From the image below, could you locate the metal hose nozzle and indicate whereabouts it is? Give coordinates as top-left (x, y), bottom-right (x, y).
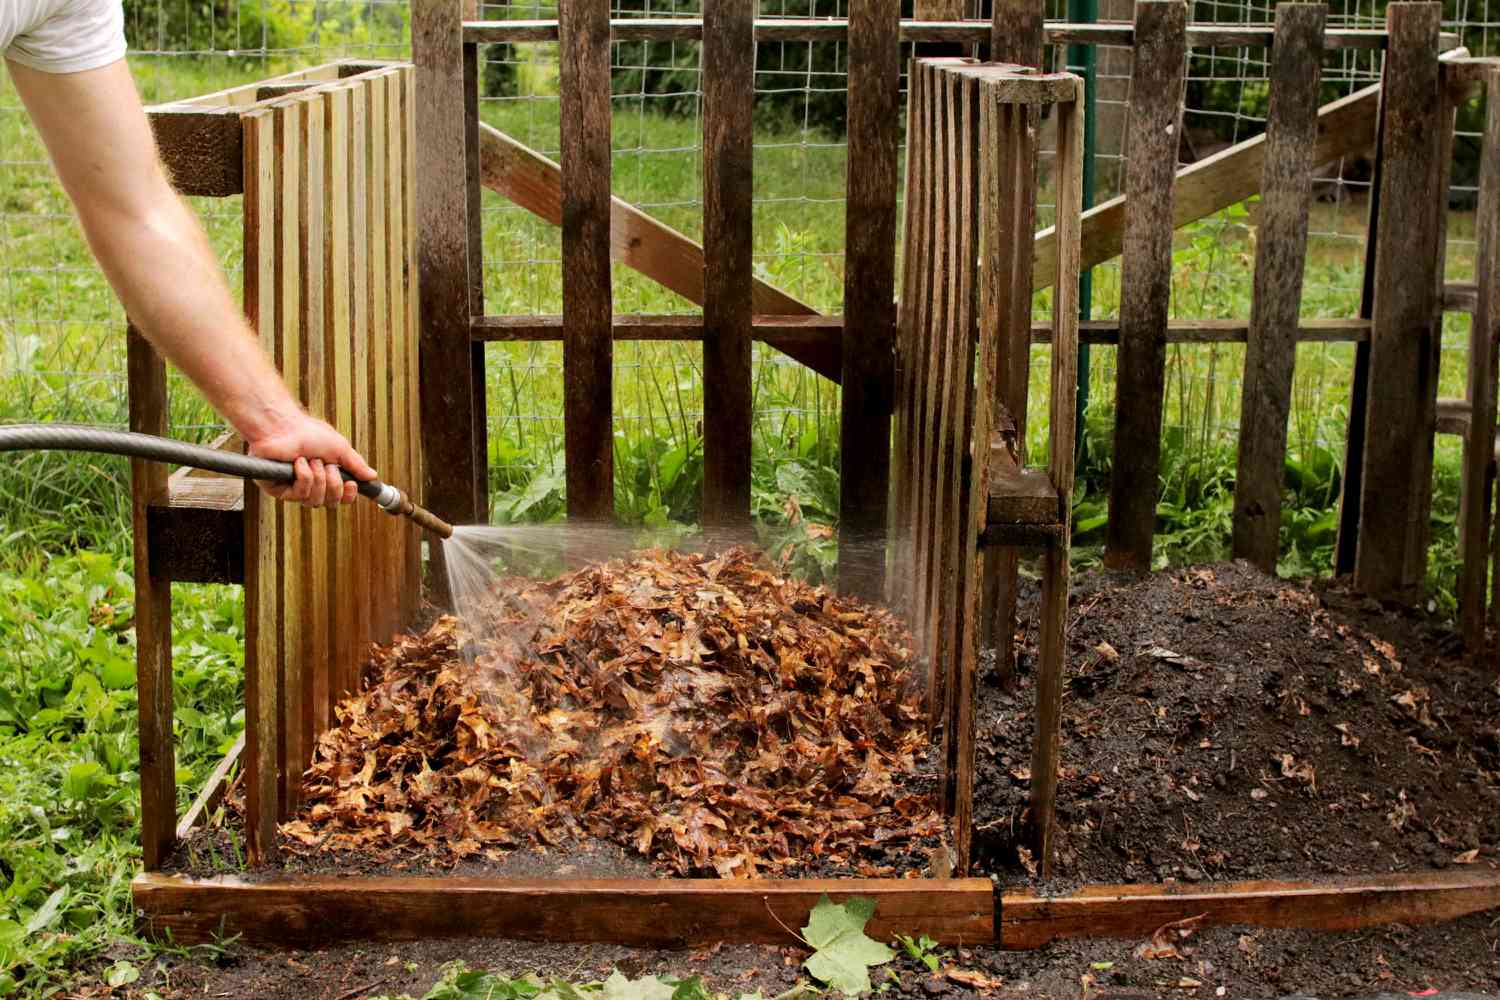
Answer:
top-left (0, 424), bottom-right (454, 539)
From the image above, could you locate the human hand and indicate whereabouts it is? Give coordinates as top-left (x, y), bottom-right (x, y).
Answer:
top-left (245, 411), bottom-right (377, 508)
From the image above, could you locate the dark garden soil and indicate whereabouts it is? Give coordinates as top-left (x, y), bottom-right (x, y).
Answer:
top-left (975, 562), bottom-right (1500, 889)
top-left (80, 912), bottom-right (1500, 999)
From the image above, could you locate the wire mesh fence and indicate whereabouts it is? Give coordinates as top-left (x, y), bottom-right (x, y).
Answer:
top-left (0, 0), bottom-right (1492, 577)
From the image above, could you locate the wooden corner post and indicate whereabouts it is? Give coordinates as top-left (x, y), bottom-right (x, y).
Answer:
top-left (128, 325), bottom-right (175, 871)
top-left (1231, 3), bottom-right (1326, 572)
top-left (1353, 2), bottom-right (1444, 600)
top-left (1103, 0), bottom-right (1187, 571)
top-left (701, 0), bottom-right (755, 528)
top-left (413, 0), bottom-right (482, 543)
top-left (838, 0), bottom-right (901, 600)
top-left (980, 0), bottom-right (1042, 682)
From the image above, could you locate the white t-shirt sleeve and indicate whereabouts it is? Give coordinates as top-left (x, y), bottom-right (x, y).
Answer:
top-left (5, 0), bottom-right (127, 74)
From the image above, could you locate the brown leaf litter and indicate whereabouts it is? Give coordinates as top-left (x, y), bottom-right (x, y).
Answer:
top-left (281, 546), bottom-right (943, 876)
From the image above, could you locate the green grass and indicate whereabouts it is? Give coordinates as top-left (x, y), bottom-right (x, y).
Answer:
top-left (0, 50), bottom-right (1488, 996)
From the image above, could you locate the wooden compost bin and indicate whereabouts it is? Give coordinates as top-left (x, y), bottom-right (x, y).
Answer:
top-left (129, 0), bottom-right (1500, 952)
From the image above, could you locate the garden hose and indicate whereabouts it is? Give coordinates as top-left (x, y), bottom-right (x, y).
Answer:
top-left (0, 424), bottom-right (453, 539)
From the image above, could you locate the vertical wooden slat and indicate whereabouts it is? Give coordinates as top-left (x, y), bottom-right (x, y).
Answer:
top-left (413, 0), bottom-right (481, 537)
top-left (300, 93), bottom-right (332, 749)
top-left (386, 71), bottom-right (413, 628)
top-left (1460, 68), bottom-right (1500, 646)
top-left (981, 1), bottom-right (1043, 675)
top-left (128, 324), bottom-right (174, 870)
top-left (1104, 0), bottom-right (1187, 571)
top-left (1231, 3), bottom-right (1326, 573)
top-left (907, 60), bottom-right (936, 632)
top-left (701, 0), bottom-right (755, 528)
top-left (1354, 2), bottom-right (1444, 599)
top-left (349, 80), bottom-right (374, 696)
top-left (891, 57), bottom-right (925, 610)
top-left (918, 61), bottom-right (954, 726)
top-left (242, 108), bottom-right (281, 862)
top-left (952, 82), bottom-right (1002, 878)
top-left (323, 84), bottom-right (356, 711)
top-left (464, 43), bottom-right (489, 524)
top-left (273, 99), bottom-right (305, 816)
top-left (939, 69), bottom-right (980, 824)
top-left (838, 0), bottom-right (901, 598)
top-left (367, 75), bottom-right (395, 640)
top-left (560, 0), bottom-right (614, 522)
top-left (403, 67), bottom-right (424, 612)
top-left (1027, 82), bottom-right (1086, 879)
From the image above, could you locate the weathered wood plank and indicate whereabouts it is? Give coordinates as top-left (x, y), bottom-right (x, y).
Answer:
top-left (701, 0), bottom-right (755, 528)
top-left (133, 875), bottom-right (995, 948)
top-left (348, 82), bottom-right (375, 695)
top-left (1001, 869), bottom-right (1500, 950)
top-left (463, 47), bottom-right (489, 526)
top-left (1231, 4), bottom-right (1326, 573)
top-left (241, 108), bottom-right (280, 862)
top-left (1459, 66), bottom-right (1500, 647)
top-left (891, 57), bottom-right (924, 611)
top-left (298, 93), bottom-right (333, 747)
top-left (1354, 2), bottom-right (1444, 599)
top-left (402, 66), bottom-right (424, 616)
top-left (127, 324), bottom-right (175, 871)
top-left (938, 70), bottom-right (979, 832)
top-left (476, 125), bottom-right (839, 381)
top-left (413, 0), bottom-right (481, 533)
top-left (367, 73), bottom-right (395, 640)
top-left (559, 0), bottom-right (614, 522)
top-left (989, 0), bottom-right (1042, 64)
top-left (838, 0), bottom-right (901, 598)
top-left (324, 84), bottom-right (356, 709)
top-left (472, 314), bottom-right (842, 343)
top-left (273, 99), bottom-right (306, 816)
top-left (1026, 81), bottom-right (1085, 880)
top-left (1104, 0), bottom-right (1187, 570)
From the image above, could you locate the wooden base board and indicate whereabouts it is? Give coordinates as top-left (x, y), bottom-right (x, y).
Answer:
top-left (1000, 868), bottom-right (1500, 950)
top-left (132, 874), bottom-right (994, 949)
top-left (133, 868), bottom-right (1500, 952)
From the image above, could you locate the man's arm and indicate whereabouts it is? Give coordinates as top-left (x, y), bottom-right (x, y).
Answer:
top-left (6, 57), bottom-right (375, 507)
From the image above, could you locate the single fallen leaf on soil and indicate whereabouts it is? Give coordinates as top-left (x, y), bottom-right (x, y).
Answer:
top-left (1177, 977), bottom-right (1203, 989)
top-left (1454, 848), bottom-right (1480, 864)
top-left (1334, 722), bottom-right (1360, 748)
top-left (1016, 845), bottom-right (1038, 878)
top-left (1249, 788), bottom-right (1269, 801)
top-left (1135, 913), bottom-right (1206, 960)
top-left (944, 967), bottom-right (1002, 991)
top-left (1095, 641), bottom-right (1120, 662)
top-left (801, 895), bottom-right (895, 997)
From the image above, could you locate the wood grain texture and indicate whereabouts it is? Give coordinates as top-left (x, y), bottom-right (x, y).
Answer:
top-left (1458, 66), bottom-right (1500, 647)
top-left (241, 108), bottom-right (280, 863)
top-left (148, 109), bottom-right (244, 196)
top-left (560, 0), bottom-right (615, 522)
top-left (989, 0), bottom-right (1042, 64)
top-left (413, 0), bottom-right (481, 531)
top-left (272, 100), bottom-right (305, 816)
top-left (839, 0), bottom-right (901, 598)
top-left (701, 0), bottom-right (755, 528)
top-left (891, 56), bottom-right (924, 610)
top-left (1231, 4), bottom-right (1326, 572)
top-left (471, 314), bottom-right (843, 343)
top-left (133, 875), bottom-right (994, 948)
top-left (127, 325), bottom-right (175, 870)
top-left (402, 67), bottom-right (425, 618)
top-left (324, 84), bottom-right (356, 711)
top-left (937, 70), bottom-right (979, 830)
top-left (1001, 869), bottom-right (1500, 950)
top-left (477, 125), bottom-right (839, 381)
top-left (1025, 83), bottom-right (1084, 880)
top-left (366, 74), bottom-right (395, 640)
top-left (463, 47), bottom-right (489, 523)
top-left (1354, 2), bottom-right (1444, 599)
top-left (1104, 0), bottom-right (1187, 570)
top-left (348, 81), bottom-right (375, 697)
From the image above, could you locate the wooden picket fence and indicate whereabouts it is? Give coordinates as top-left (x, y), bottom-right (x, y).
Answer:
top-left (132, 61), bottom-right (422, 867)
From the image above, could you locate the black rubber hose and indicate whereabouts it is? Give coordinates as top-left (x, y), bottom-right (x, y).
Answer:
top-left (0, 423), bottom-right (454, 538)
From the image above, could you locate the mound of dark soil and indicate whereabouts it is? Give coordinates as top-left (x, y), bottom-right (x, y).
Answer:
top-left (976, 561), bottom-right (1500, 888)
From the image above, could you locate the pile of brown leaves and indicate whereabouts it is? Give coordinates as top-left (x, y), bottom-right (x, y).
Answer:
top-left (282, 546), bottom-right (942, 876)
